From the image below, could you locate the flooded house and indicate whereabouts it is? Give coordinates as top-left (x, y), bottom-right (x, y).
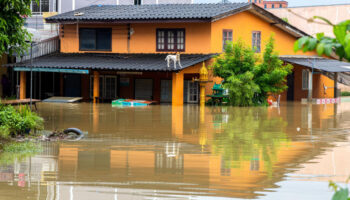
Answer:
top-left (5, 3), bottom-right (350, 104)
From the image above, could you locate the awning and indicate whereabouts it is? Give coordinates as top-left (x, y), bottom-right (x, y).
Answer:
top-left (279, 56), bottom-right (350, 73)
top-left (5, 53), bottom-right (214, 72)
top-left (13, 67), bottom-right (89, 74)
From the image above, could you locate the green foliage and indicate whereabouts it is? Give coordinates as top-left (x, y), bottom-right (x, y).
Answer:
top-left (329, 178), bottom-right (350, 200)
top-left (0, 105), bottom-right (43, 138)
top-left (211, 36), bottom-right (292, 106)
top-left (294, 17), bottom-right (350, 61)
top-left (0, 0), bottom-right (34, 57)
top-left (282, 17), bottom-right (289, 23)
top-left (341, 91), bottom-right (350, 96)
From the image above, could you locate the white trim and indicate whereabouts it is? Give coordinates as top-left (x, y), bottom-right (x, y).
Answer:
top-left (72, 0), bottom-right (75, 10)
top-left (58, 0), bottom-right (61, 13)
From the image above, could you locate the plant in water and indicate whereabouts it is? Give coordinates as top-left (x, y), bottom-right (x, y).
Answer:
top-left (0, 142), bottom-right (41, 165)
top-left (0, 105), bottom-right (43, 138)
top-left (329, 178), bottom-right (350, 200)
top-left (211, 36), bottom-right (292, 106)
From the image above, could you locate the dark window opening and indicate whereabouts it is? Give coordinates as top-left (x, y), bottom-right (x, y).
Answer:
top-left (134, 0), bottom-right (141, 5)
top-left (156, 29), bottom-right (185, 52)
top-left (272, 4), bottom-right (275, 8)
top-left (280, 4), bottom-right (282, 8)
top-left (252, 31), bottom-right (261, 53)
top-left (79, 28), bottom-right (112, 51)
top-left (222, 29), bottom-right (233, 51)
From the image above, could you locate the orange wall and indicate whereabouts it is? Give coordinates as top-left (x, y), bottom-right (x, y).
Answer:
top-left (61, 23), bottom-right (211, 54)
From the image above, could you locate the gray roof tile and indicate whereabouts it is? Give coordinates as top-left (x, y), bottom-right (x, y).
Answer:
top-left (46, 3), bottom-right (250, 22)
top-left (7, 53), bottom-right (214, 71)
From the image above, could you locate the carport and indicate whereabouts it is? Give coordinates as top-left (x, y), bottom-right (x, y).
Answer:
top-left (280, 56), bottom-right (350, 101)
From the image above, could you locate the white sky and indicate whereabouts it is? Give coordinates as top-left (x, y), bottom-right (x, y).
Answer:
top-left (194, 0), bottom-right (350, 7)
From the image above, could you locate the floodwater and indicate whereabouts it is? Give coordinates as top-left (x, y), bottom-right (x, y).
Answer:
top-left (1, 102), bottom-right (350, 200)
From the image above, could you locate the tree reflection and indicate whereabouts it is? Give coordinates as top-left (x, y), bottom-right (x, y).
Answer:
top-left (212, 107), bottom-right (289, 176)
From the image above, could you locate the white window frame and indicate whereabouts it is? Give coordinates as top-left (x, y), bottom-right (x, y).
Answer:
top-left (302, 69), bottom-right (309, 90)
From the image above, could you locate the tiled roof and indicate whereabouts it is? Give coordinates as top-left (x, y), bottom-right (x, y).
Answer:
top-left (6, 53), bottom-right (214, 71)
top-left (45, 3), bottom-right (250, 22)
top-left (280, 56), bottom-right (350, 72)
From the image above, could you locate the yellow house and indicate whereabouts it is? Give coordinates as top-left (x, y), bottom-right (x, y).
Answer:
top-left (6, 3), bottom-right (348, 104)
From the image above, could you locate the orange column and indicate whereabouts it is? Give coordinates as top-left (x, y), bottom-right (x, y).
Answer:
top-left (93, 71), bottom-right (99, 103)
top-left (172, 105), bottom-right (183, 138)
top-left (19, 71), bottom-right (26, 99)
top-left (172, 72), bottom-right (184, 106)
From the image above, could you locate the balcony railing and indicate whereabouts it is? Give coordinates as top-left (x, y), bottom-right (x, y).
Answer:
top-left (17, 36), bottom-right (59, 63)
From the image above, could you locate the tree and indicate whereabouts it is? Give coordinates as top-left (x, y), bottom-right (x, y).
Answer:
top-left (0, 0), bottom-right (33, 58)
top-left (254, 37), bottom-right (293, 104)
top-left (294, 17), bottom-right (350, 62)
top-left (211, 36), bottom-right (292, 106)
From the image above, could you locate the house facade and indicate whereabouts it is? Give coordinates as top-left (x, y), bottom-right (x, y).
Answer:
top-left (8, 3), bottom-right (345, 105)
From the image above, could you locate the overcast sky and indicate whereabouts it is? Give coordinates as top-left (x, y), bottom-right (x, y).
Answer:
top-left (194, 0), bottom-right (350, 7)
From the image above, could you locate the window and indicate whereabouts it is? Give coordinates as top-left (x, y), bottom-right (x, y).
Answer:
top-left (252, 31), bottom-right (261, 53)
top-left (156, 29), bottom-right (185, 52)
top-left (222, 29), bottom-right (233, 50)
top-left (280, 4), bottom-right (282, 8)
top-left (31, 0), bottom-right (51, 15)
top-left (79, 28), bottom-right (112, 51)
top-left (134, 0), bottom-right (141, 5)
top-left (264, 4), bottom-right (267, 8)
top-left (302, 69), bottom-right (309, 90)
top-left (272, 4), bottom-right (275, 8)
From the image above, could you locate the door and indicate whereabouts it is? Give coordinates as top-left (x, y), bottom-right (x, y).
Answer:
top-left (135, 79), bottom-right (153, 100)
top-left (160, 80), bottom-right (172, 103)
top-left (287, 72), bottom-right (294, 101)
top-left (65, 74), bottom-right (81, 97)
top-left (104, 76), bottom-right (118, 100)
top-left (187, 81), bottom-right (199, 103)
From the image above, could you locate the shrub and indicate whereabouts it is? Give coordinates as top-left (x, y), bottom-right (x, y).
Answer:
top-left (341, 91), bottom-right (350, 96)
top-left (0, 105), bottom-right (43, 138)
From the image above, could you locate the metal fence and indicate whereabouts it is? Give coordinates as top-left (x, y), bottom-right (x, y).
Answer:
top-left (17, 36), bottom-right (59, 63)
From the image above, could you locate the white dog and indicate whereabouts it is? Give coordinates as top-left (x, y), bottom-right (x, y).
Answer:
top-left (165, 53), bottom-right (183, 69)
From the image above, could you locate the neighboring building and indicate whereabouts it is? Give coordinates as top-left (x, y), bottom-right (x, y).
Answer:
top-left (268, 4), bottom-right (350, 37)
top-left (25, 0), bottom-right (192, 30)
top-left (6, 3), bottom-right (350, 105)
top-left (248, 0), bottom-right (288, 9)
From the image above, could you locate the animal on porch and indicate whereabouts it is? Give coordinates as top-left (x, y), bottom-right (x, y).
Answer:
top-left (165, 52), bottom-right (183, 69)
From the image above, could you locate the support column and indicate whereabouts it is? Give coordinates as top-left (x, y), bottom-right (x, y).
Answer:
top-left (93, 71), bottom-right (100, 103)
top-left (334, 72), bottom-right (338, 98)
top-left (19, 71), bottom-right (26, 99)
top-left (172, 72), bottom-right (184, 106)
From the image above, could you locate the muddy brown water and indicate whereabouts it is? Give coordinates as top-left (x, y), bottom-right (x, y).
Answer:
top-left (1, 102), bottom-right (350, 200)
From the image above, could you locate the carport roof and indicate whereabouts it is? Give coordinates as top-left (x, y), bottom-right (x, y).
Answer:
top-left (280, 56), bottom-right (350, 73)
top-left (5, 53), bottom-right (214, 72)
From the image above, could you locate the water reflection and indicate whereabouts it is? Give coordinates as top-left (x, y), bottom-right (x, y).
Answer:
top-left (0, 102), bottom-right (350, 199)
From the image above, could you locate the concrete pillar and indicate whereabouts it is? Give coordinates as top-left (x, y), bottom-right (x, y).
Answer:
top-left (172, 72), bottom-right (184, 106)
top-left (171, 106), bottom-right (183, 138)
top-left (93, 71), bottom-right (99, 103)
top-left (19, 71), bottom-right (26, 99)
top-left (334, 72), bottom-right (338, 98)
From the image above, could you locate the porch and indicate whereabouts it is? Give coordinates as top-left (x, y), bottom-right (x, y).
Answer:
top-left (6, 53), bottom-right (213, 105)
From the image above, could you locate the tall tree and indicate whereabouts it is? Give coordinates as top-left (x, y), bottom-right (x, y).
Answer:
top-left (0, 0), bottom-right (33, 58)
top-left (294, 17), bottom-right (350, 62)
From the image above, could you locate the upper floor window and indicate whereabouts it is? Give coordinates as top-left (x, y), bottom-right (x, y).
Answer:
top-left (31, 0), bottom-right (50, 15)
top-left (252, 31), bottom-right (261, 53)
top-left (134, 0), bottom-right (141, 5)
top-left (79, 28), bottom-right (112, 51)
top-left (156, 29), bottom-right (185, 52)
top-left (280, 4), bottom-right (282, 8)
top-left (264, 4), bottom-right (267, 8)
top-left (272, 4), bottom-right (275, 8)
top-left (222, 29), bottom-right (233, 50)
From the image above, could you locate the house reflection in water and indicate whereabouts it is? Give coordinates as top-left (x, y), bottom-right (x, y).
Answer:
top-left (0, 102), bottom-right (348, 199)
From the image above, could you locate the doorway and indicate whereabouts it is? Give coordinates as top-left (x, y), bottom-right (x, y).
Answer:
top-left (287, 72), bottom-right (294, 101)
top-left (135, 79), bottom-right (153, 100)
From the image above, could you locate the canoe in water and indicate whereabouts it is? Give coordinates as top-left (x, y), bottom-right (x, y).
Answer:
top-left (112, 99), bottom-right (153, 107)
